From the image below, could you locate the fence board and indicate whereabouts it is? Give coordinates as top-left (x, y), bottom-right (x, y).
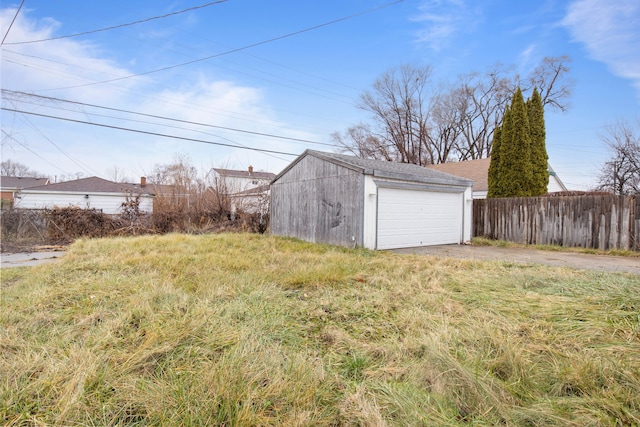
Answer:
top-left (473, 194), bottom-right (638, 251)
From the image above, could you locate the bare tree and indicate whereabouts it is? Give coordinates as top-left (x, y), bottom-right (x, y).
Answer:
top-left (357, 64), bottom-right (438, 166)
top-left (597, 119), bottom-right (640, 195)
top-left (108, 166), bottom-right (131, 183)
top-left (333, 56), bottom-right (573, 166)
top-left (1, 159), bottom-right (45, 177)
top-left (451, 65), bottom-right (517, 160)
top-left (428, 88), bottom-right (466, 163)
top-left (331, 123), bottom-right (393, 161)
top-left (151, 154), bottom-right (199, 212)
top-left (525, 55), bottom-right (573, 113)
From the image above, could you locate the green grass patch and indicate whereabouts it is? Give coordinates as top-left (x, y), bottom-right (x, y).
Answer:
top-left (2, 233), bottom-right (639, 426)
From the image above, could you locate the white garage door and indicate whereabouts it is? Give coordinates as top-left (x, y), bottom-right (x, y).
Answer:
top-left (377, 187), bottom-right (463, 249)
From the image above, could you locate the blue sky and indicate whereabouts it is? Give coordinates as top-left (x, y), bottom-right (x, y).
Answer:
top-left (1, 0), bottom-right (639, 190)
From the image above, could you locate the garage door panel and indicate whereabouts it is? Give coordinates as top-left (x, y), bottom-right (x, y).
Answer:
top-left (377, 187), bottom-right (462, 249)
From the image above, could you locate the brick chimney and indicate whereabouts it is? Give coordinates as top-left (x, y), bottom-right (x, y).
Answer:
top-left (140, 176), bottom-right (147, 187)
top-left (248, 165), bottom-right (254, 174)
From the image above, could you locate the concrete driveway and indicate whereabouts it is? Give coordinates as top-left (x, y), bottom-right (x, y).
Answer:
top-left (392, 245), bottom-right (640, 275)
top-left (1, 251), bottom-right (65, 269)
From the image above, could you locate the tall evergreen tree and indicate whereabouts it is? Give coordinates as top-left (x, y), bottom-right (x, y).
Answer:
top-left (497, 104), bottom-right (514, 196)
top-left (527, 87), bottom-right (549, 196)
top-left (488, 87), bottom-right (550, 198)
top-left (487, 113), bottom-right (505, 197)
top-left (496, 87), bottom-right (532, 197)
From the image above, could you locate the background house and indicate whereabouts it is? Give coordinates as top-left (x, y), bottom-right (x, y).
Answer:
top-left (15, 176), bottom-right (155, 214)
top-left (427, 158), bottom-right (568, 199)
top-left (1, 176), bottom-right (50, 209)
top-left (211, 166), bottom-right (275, 213)
top-left (211, 166), bottom-right (275, 193)
top-left (270, 150), bottom-right (473, 250)
top-left (228, 185), bottom-right (270, 214)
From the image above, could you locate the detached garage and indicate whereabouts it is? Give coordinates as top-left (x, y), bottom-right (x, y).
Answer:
top-left (270, 150), bottom-right (473, 250)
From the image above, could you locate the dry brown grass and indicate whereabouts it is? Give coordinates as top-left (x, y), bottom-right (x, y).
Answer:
top-left (1, 233), bottom-right (639, 426)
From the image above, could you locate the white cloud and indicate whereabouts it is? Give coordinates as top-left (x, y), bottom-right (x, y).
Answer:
top-left (518, 44), bottom-right (536, 70)
top-left (411, 0), bottom-right (480, 52)
top-left (1, 7), bottom-right (303, 179)
top-left (1, 8), bottom-right (141, 103)
top-left (563, 0), bottom-right (640, 94)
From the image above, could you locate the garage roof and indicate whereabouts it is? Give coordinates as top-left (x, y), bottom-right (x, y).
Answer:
top-left (21, 176), bottom-right (157, 195)
top-left (273, 150), bottom-right (473, 187)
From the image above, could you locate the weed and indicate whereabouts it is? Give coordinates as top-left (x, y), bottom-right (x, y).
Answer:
top-left (1, 233), bottom-right (639, 426)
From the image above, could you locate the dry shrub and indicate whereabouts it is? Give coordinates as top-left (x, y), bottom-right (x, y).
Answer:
top-left (1, 205), bottom-right (268, 251)
top-left (0, 208), bottom-right (49, 250)
top-left (47, 207), bottom-right (107, 242)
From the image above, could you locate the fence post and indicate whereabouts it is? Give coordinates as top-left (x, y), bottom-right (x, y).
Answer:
top-left (473, 194), bottom-right (637, 251)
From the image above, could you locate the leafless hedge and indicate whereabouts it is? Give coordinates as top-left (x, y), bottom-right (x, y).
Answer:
top-left (1, 206), bottom-right (269, 252)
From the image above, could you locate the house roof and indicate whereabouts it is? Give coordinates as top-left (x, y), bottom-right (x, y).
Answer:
top-left (213, 168), bottom-right (276, 180)
top-left (547, 165), bottom-right (568, 192)
top-left (427, 158), bottom-right (569, 193)
top-left (273, 150), bottom-right (473, 187)
top-left (426, 158), bottom-right (491, 192)
top-left (231, 184), bottom-right (270, 197)
top-left (20, 176), bottom-right (156, 195)
top-left (1, 176), bottom-right (50, 190)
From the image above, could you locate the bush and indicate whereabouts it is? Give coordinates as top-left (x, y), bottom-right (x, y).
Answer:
top-left (1, 206), bottom-right (269, 251)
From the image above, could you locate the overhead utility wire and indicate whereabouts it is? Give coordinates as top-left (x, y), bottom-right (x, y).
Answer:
top-left (1, 0), bottom-right (25, 45)
top-left (7, 96), bottom-right (292, 162)
top-left (47, 0), bottom-right (405, 90)
top-left (1, 129), bottom-right (71, 175)
top-left (3, 90), bottom-right (340, 148)
top-left (18, 112), bottom-right (98, 176)
top-left (3, 0), bottom-right (229, 45)
top-left (3, 51), bottom-right (358, 128)
top-left (3, 51), bottom-right (357, 124)
top-left (2, 107), bottom-right (300, 157)
top-left (3, 96), bottom-right (97, 174)
top-left (167, 25), bottom-right (362, 93)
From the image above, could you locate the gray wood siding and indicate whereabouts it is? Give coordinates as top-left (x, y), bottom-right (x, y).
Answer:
top-left (271, 155), bottom-right (363, 247)
top-left (473, 194), bottom-right (639, 251)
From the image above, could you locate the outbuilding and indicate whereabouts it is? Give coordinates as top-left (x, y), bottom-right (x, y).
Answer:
top-left (270, 150), bottom-right (474, 250)
top-left (16, 176), bottom-right (155, 214)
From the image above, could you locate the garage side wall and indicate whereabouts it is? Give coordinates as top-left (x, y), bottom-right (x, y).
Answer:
top-left (270, 156), bottom-right (363, 247)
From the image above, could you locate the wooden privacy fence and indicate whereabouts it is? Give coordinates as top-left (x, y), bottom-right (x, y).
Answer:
top-left (473, 194), bottom-right (639, 251)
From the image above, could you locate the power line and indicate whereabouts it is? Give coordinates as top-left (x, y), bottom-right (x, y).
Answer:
top-left (1, 129), bottom-right (71, 175)
top-left (3, 90), bottom-right (341, 148)
top-left (4, 93), bottom-right (294, 163)
top-left (3, 0), bottom-right (229, 45)
top-left (1, 0), bottom-right (25, 45)
top-left (43, 0), bottom-right (405, 91)
top-left (2, 107), bottom-right (300, 157)
top-left (2, 50), bottom-right (357, 128)
top-left (3, 96), bottom-right (98, 175)
top-left (17, 113), bottom-right (98, 176)
top-left (169, 24), bottom-right (363, 93)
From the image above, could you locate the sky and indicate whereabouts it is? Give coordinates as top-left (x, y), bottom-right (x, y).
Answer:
top-left (1, 0), bottom-right (639, 190)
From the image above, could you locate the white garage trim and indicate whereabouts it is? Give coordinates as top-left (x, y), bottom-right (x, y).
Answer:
top-left (376, 184), bottom-right (465, 249)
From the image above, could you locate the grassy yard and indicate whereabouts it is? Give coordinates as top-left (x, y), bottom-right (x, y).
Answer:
top-left (1, 233), bottom-right (639, 426)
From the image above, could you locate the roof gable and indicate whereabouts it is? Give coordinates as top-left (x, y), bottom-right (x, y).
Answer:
top-left (273, 150), bottom-right (473, 187)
